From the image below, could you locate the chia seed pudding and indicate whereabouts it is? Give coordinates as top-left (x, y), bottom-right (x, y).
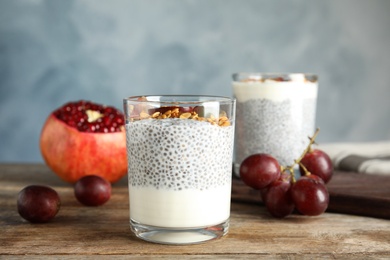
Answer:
top-left (126, 118), bottom-right (234, 228)
top-left (233, 73), bottom-right (318, 174)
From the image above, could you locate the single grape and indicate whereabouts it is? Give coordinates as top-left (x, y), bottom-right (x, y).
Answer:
top-left (74, 175), bottom-right (111, 206)
top-left (306, 173), bottom-right (325, 184)
top-left (17, 185), bottom-right (61, 223)
top-left (290, 176), bottom-right (329, 216)
top-left (239, 154), bottom-right (281, 190)
top-left (261, 172), bottom-right (291, 202)
top-left (299, 149), bottom-right (333, 183)
top-left (263, 177), bottom-right (294, 218)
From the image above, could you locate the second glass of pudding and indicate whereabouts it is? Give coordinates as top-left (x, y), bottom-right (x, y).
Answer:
top-left (232, 73), bottom-right (318, 176)
top-left (123, 95), bottom-right (236, 245)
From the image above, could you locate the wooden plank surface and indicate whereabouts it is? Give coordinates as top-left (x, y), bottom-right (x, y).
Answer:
top-left (1, 164), bottom-right (390, 259)
top-left (232, 170), bottom-right (390, 219)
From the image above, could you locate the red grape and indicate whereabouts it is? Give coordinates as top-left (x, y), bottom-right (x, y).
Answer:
top-left (261, 172), bottom-right (291, 202)
top-left (290, 176), bottom-right (329, 216)
top-left (74, 175), bottom-right (111, 206)
top-left (306, 173), bottom-right (325, 184)
top-left (240, 154), bottom-right (281, 190)
top-left (263, 177), bottom-right (294, 218)
top-left (17, 185), bottom-right (61, 223)
top-left (299, 149), bottom-right (333, 183)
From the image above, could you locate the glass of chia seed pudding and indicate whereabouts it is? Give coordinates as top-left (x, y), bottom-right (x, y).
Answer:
top-left (123, 95), bottom-right (235, 245)
top-left (232, 73), bottom-right (318, 176)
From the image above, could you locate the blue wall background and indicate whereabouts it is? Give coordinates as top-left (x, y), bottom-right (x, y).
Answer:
top-left (1, 0), bottom-right (389, 162)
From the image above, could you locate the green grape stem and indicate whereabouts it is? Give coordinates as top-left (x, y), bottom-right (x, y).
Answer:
top-left (286, 128), bottom-right (320, 183)
top-left (299, 162), bottom-right (311, 176)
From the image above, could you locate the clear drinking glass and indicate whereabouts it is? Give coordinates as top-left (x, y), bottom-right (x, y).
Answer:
top-left (123, 95), bottom-right (236, 245)
top-left (232, 73), bottom-right (318, 176)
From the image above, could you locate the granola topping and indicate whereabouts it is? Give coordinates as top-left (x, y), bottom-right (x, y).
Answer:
top-left (130, 106), bottom-right (231, 127)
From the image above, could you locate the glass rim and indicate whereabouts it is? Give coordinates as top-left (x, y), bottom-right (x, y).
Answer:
top-left (232, 72), bottom-right (318, 82)
top-left (123, 95), bottom-right (235, 105)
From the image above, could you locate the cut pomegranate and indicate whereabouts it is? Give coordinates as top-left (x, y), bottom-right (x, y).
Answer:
top-left (40, 100), bottom-right (127, 183)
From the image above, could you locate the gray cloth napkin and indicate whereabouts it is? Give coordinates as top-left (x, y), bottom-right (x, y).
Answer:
top-left (317, 142), bottom-right (390, 175)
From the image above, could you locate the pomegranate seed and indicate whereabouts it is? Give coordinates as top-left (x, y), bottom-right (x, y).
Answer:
top-left (53, 100), bottom-right (125, 133)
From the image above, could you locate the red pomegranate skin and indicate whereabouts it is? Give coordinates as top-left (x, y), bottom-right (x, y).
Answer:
top-left (40, 114), bottom-right (127, 184)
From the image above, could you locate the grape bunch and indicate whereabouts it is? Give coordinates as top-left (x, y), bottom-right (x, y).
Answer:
top-left (239, 129), bottom-right (333, 218)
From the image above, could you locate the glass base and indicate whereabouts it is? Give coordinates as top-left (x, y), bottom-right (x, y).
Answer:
top-left (130, 219), bottom-right (229, 245)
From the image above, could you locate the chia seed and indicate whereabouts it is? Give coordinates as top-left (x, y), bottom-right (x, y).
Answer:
top-left (126, 119), bottom-right (234, 191)
top-left (234, 98), bottom-right (316, 170)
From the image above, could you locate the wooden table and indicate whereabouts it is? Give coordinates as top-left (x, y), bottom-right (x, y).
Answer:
top-left (1, 164), bottom-right (389, 259)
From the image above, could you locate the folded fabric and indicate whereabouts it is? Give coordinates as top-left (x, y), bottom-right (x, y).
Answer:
top-left (317, 141), bottom-right (390, 176)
